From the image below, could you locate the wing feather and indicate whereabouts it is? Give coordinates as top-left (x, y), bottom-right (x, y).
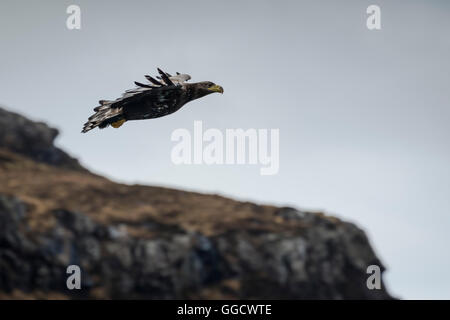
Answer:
top-left (157, 68), bottom-right (175, 86)
top-left (145, 75), bottom-right (163, 86)
top-left (134, 81), bottom-right (159, 89)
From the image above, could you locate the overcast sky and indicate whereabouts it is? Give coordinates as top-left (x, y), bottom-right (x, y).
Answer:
top-left (1, 0), bottom-right (449, 299)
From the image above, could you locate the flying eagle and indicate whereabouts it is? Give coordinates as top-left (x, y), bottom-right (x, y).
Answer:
top-left (82, 68), bottom-right (223, 133)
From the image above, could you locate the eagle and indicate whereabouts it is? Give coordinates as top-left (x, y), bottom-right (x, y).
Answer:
top-left (82, 68), bottom-right (223, 133)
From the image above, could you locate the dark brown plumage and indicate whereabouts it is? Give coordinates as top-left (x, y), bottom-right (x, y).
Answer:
top-left (82, 68), bottom-right (223, 133)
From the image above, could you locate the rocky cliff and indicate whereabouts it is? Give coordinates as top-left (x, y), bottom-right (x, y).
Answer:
top-left (0, 107), bottom-right (392, 299)
top-left (0, 108), bottom-right (84, 171)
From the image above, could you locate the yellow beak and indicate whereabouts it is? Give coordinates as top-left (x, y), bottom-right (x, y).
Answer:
top-left (209, 84), bottom-right (224, 94)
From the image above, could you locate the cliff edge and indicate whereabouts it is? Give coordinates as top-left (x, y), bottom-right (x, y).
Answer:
top-left (0, 107), bottom-right (392, 299)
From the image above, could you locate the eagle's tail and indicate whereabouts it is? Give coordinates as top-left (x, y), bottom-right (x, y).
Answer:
top-left (82, 101), bottom-right (125, 133)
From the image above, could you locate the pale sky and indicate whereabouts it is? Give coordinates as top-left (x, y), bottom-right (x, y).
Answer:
top-left (1, 0), bottom-right (449, 299)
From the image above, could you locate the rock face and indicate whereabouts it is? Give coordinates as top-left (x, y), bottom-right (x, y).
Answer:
top-left (0, 107), bottom-right (392, 299)
top-left (0, 107), bottom-right (84, 171)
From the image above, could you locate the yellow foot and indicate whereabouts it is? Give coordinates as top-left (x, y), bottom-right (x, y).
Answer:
top-left (111, 119), bottom-right (126, 128)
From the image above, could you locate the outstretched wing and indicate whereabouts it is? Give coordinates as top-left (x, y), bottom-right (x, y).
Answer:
top-left (109, 69), bottom-right (191, 109)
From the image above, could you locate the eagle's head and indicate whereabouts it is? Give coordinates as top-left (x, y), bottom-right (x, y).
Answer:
top-left (195, 81), bottom-right (224, 96)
